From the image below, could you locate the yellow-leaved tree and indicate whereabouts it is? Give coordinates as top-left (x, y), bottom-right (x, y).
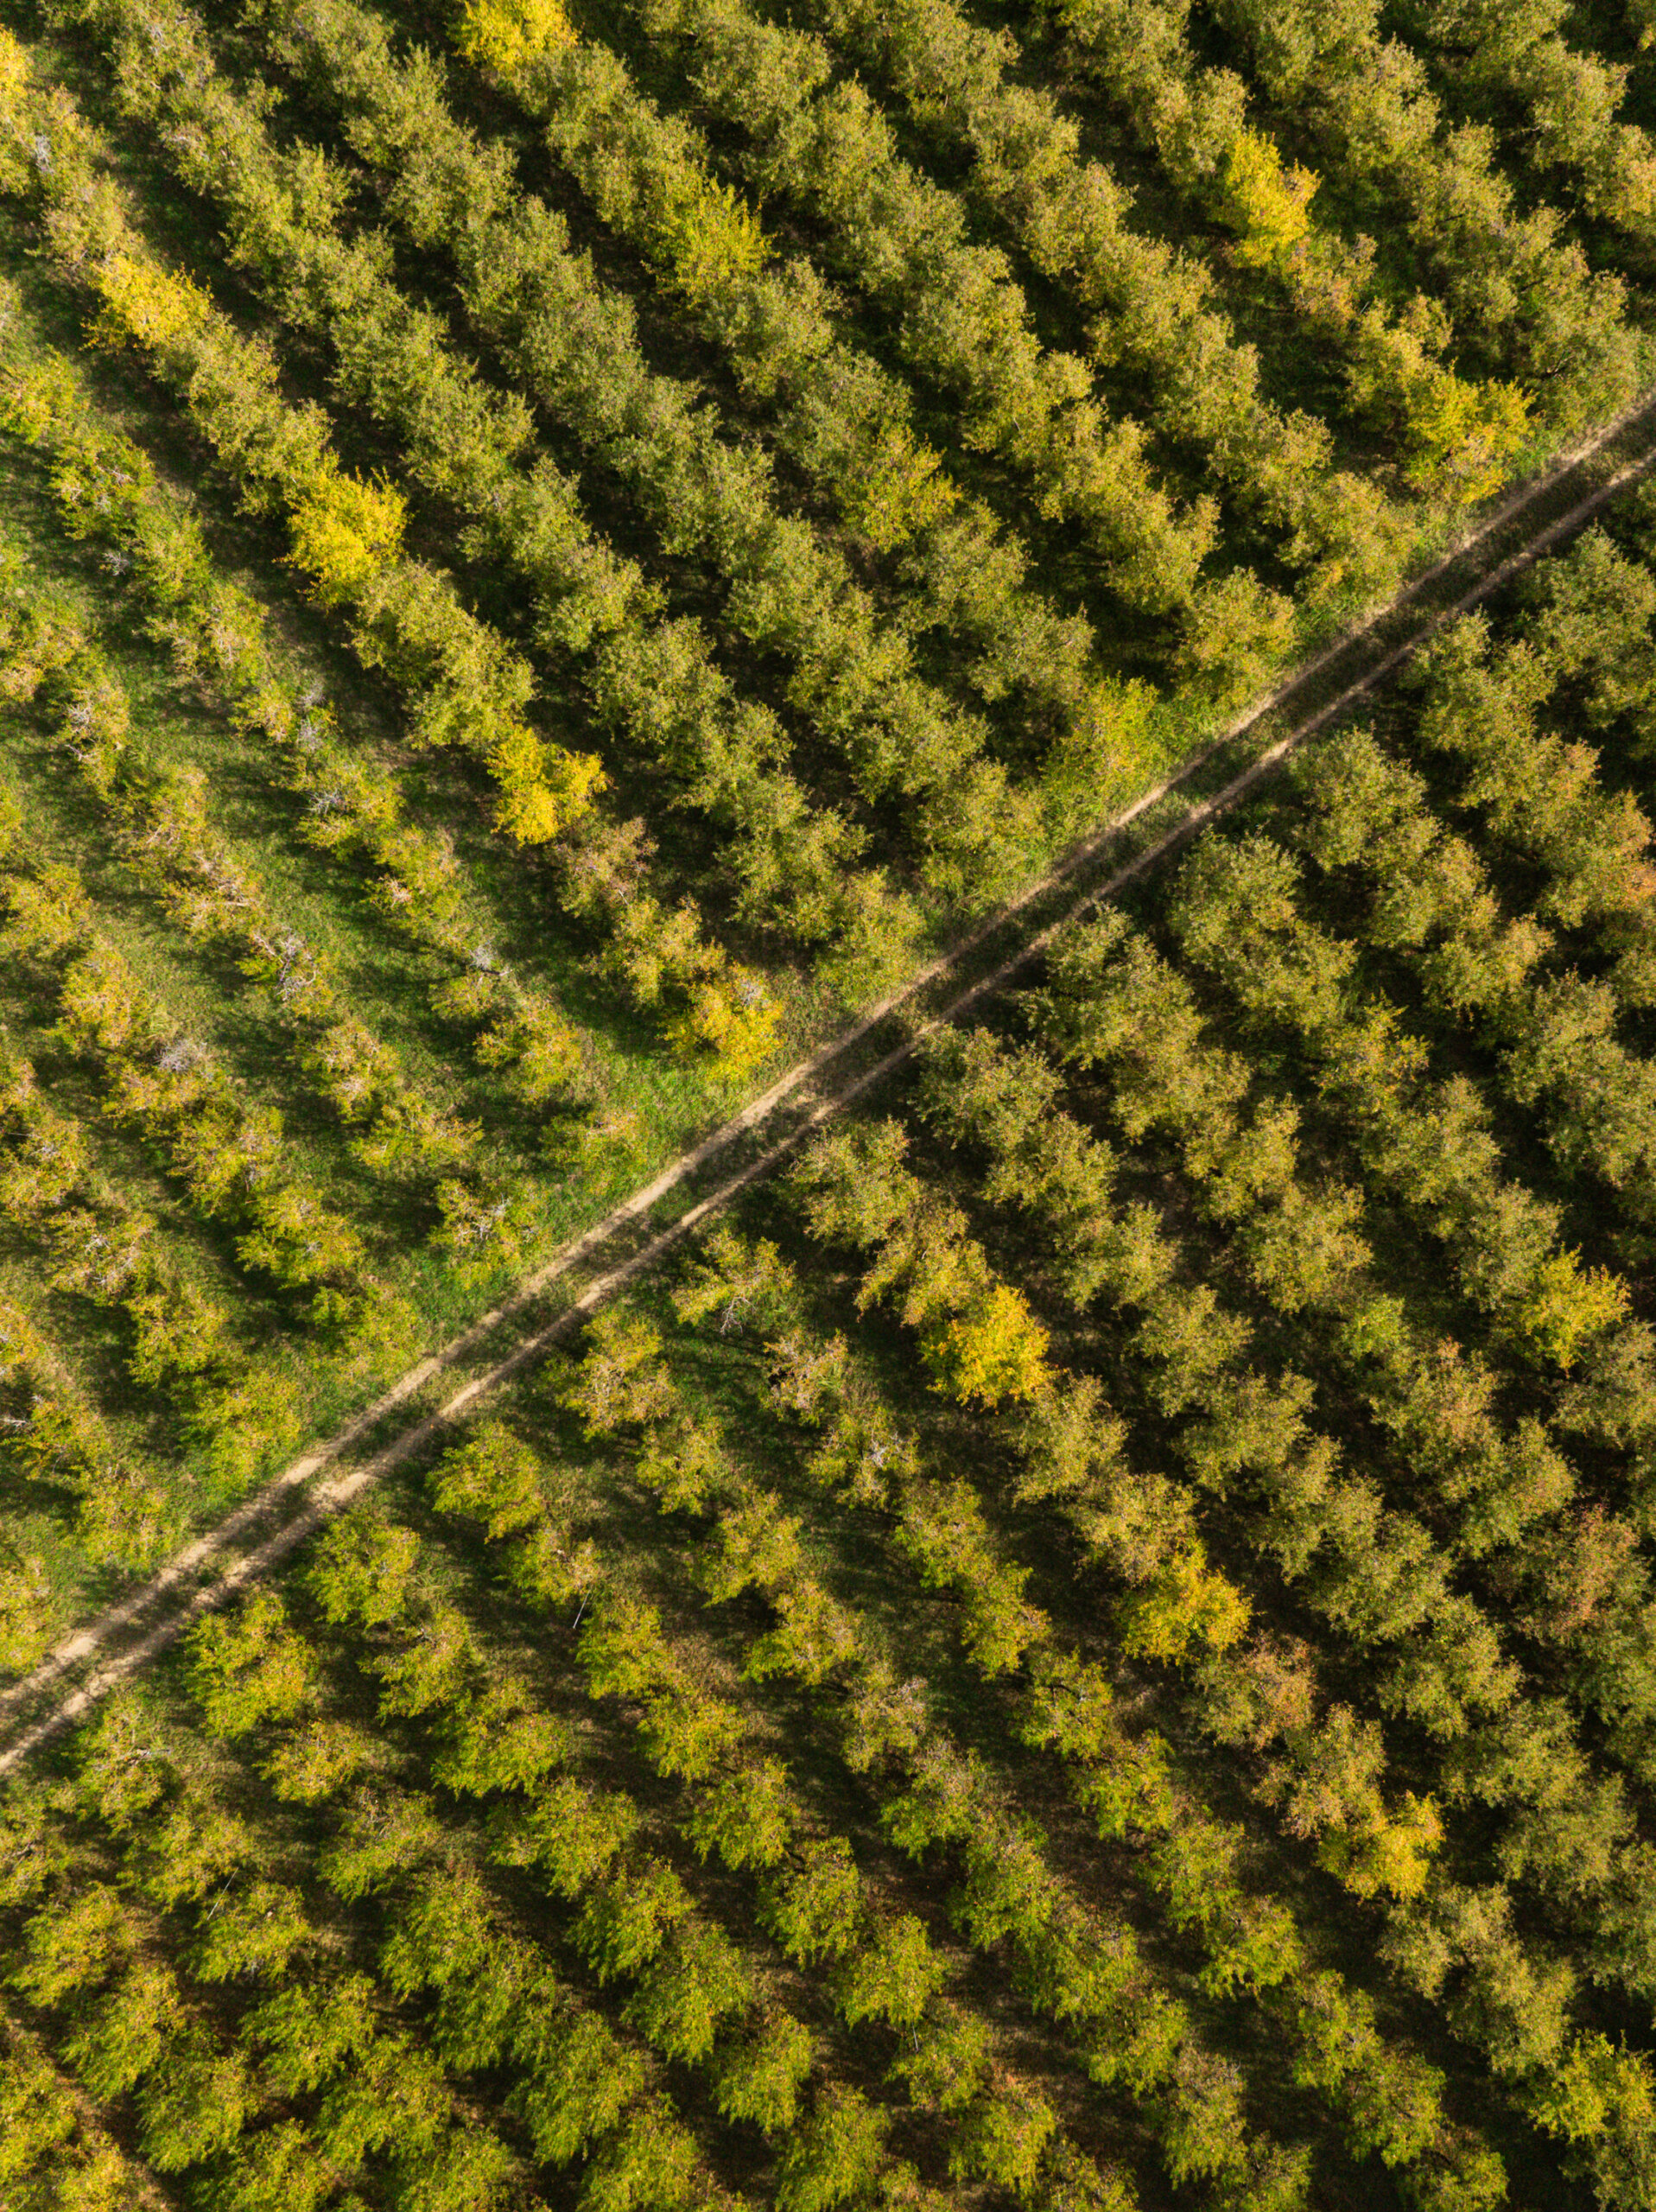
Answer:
top-left (1317, 1789), bottom-right (1443, 1903)
top-left (456, 0), bottom-right (575, 73)
top-left (1349, 300), bottom-right (1532, 504)
top-left (1117, 1541), bottom-right (1250, 1662)
top-left (1218, 129), bottom-right (1318, 271)
top-left (666, 964), bottom-right (783, 1082)
top-left (92, 252), bottom-right (213, 353)
top-left (921, 1278), bottom-right (1051, 1406)
top-left (0, 28), bottom-right (33, 196)
top-left (286, 465), bottom-right (407, 604)
top-left (1516, 1247), bottom-right (1631, 1370)
top-left (841, 423), bottom-right (958, 554)
top-left (489, 725), bottom-right (606, 846)
top-left (657, 175), bottom-right (770, 303)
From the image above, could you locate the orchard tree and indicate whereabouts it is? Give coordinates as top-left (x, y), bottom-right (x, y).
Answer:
top-left (514, 1777), bottom-right (638, 1898)
top-left (950, 2076), bottom-right (1057, 2188)
top-left (686, 1759), bottom-right (794, 1870)
top-left (371, 1605), bottom-right (476, 1719)
top-left (624, 1920), bottom-right (757, 2063)
top-left (639, 1687), bottom-right (745, 1783)
top-left (712, 2005), bottom-right (815, 2131)
top-left (509, 2007), bottom-right (645, 2166)
top-left (1118, 1543), bottom-right (1250, 1662)
top-left (922, 1278), bottom-right (1051, 1405)
top-left (671, 1224), bottom-right (800, 1336)
top-left (741, 1577), bottom-right (862, 1685)
top-left (186, 1591), bottom-right (315, 1738)
top-left (432, 1677), bottom-right (572, 1797)
top-left (190, 1880), bottom-right (312, 1983)
top-left (574, 1859), bottom-right (691, 1982)
top-left (1218, 128), bottom-right (1317, 267)
top-left (761, 1837), bottom-right (863, 1965)
top-left (316, 1789), bottom-right (444, 1903)
top-left (136, 2034), bottom-right (255, 2173)
top-left (564, 1307), bottom-right (676, 1434)
top-left (428, 1421), bottom-right (545, 1538)
top-left (889, 2000), bottom-right (990, 2115)
top-left (305, 1509), bottom-right (418, 1627)
top-left (695, 1488), bottom-right (804, 1602)
top-left (263, 1719), bottom-right (375, 1805)
top-left (11, 1885), bottom-right (133, 2008)
top-left (834, 1912), bottom-right (945, 2031)
top-left (777, 2086), bottom-right (889, 2212)
top-left (579, 2098), bottom-right (700, 2212)
top-left (315, 2034), bottom-right (448, 2171)
top-left (194, 2120), bottom-right (339, 2212)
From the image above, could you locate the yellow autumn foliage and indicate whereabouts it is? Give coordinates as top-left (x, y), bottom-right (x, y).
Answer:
top-left (456, 0), bottom-right (575, 73)
top-left (1118, 1542), bottom-right (1250, 1662)
top-left (1045, 673), bottom-right (1160, 827)
top-left (1317, 1790), bottom-right (1443, 1902)
top-left (658, 176), bottom-right (769, 302)
top-left (1528, 2033), bottom-right (1655, 2145)
top-left (922, 1280), bottom-right (1051, 1406)
top-left (286, 467), bottom-right (407, 602)
top-left (92, 251), bottom-right (213, 353)
top-left (489, 724), bottom-right (606, 844)
top-left (667, 965), bottom-right (783, 1079)
top-left (0, 30), bottom-right (31, 197)
top-left (0, 25), bottom-right (26, 103)
top-left (1516, 1246), bottom-right (1631, 1370)
top-left (1220, 129), bottom-right (1318, 270)
top-left (1404, 367), bottom-right (1531, 505)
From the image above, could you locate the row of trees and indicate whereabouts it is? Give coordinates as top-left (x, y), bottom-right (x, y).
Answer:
top-left (618, 0), bottom-right (1308, 701)
top-left (485, 31), bottom-right (1108, 746)
top-left (38, 631), bottom-right (492, 1192)
top-left (3, 1685), bottom-right (538, 2202)
top-left (523, 1306), bottom-right (1317, 2203)
top-left (3, 1166), bottom-right (1640, 2209)
top-left (1196, 0), bottom-right (1641, 423)
top-left (1028, 892), bottom-right (1656, 1789)
top-left (879, 1015), bottom-right (1656, 2200)
top-left (1283, 717), bottom-right (1656, 1231)
top-left (974, 900), bottom-right (1656, 2151)
top-left (526, 19), bottom-right (1215, 620)
top-left (1, 646), bottom-right (288, 1564)
top-left (91, 0), bottom-right (928, 1014)
top-left (40, 626), bottom-right (582, 1294)
top-left (398, 1291), bottom-right (1310, 2198)
top-left (260, 0), bottom-right (1055, 913)
top-left (8, 1565), bottom-right (773, 2206)
top-left (0, 347), bottom-right (660, 1181)
top-left (673, 1239), bottom-right (1433, 2182)
top-left (149, 1411), bottom-right (1083, 2206)
top-left (646, 1224), bottom-right (1536, 2205)
top-left (0, 1268), bottom-right (149, 1619)
top-left (1514, 519), bottom-right (1656, 759)
top-left (1416, 585), bottom-right (1656, 985)
top-left (1161, 830), bottom-right (1636, 1371)
top-left (0, 2008), bottom-right (152, 2210)
top-left (1403, 0), bottom-right (1656, 238)
top-left (0, 826), bottom-right (378, 1441)
top-left (136, 1467), bottom-right (1088, 2208)
top-left (0, 37), bottom-right (571, 848)
top-left (2, 536), bottom-right (534, 1266)
top-left (1, 28), bottom-right (797, 1079)
top-left (790, 0), bottom-right (1399, 602)
top-left (1064, 0), bottom-right (1532, 490)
